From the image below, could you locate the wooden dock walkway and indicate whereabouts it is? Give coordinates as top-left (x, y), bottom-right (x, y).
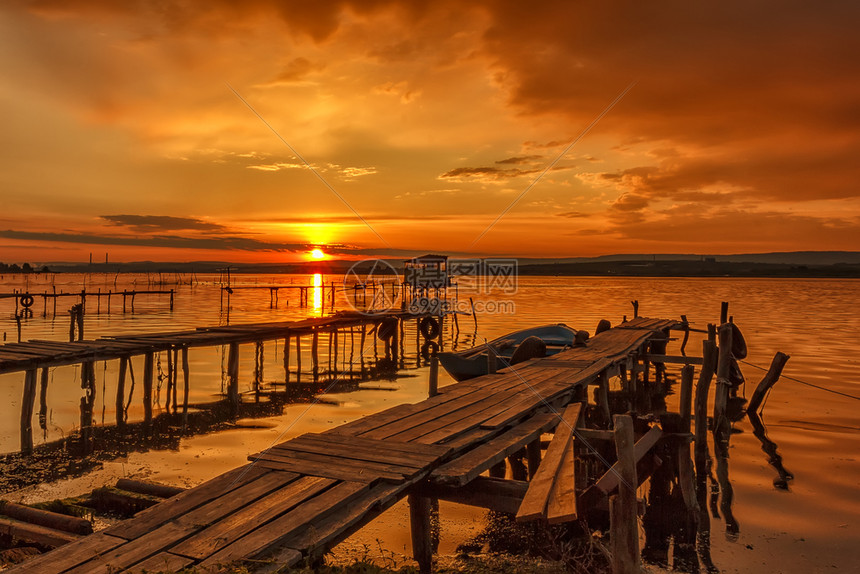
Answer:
top-left (6, 316), bottom-right (686, 573)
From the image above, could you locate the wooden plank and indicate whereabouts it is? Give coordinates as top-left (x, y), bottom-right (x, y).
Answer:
top-left (343, 372), bottom-right (533, 440)
top-left (374, 368), bottom-right (567, 442)
top-left (430, 412), bottom-right (558, 486)
top-left (420, 476), bottom-right (528, 515)
top-left (104, 465), bottom-right (279, 539)
top-left (250, 457), bottom-right (403, 483)
top-left (124, 552), bottom-right (194, 573)
top-left (515, 403), bottom-right (582, 522)
top-left (197, 480), bottom-right (379, 568)
top-left (258, 483), bottom-right (403, 572)
top-left (546, 438), bottom-right (577, 524)
top-left (66, 471), bottom-right (302, 573)
top-left (268, 439), bottom-right (430, 470)
top-left (592, 426), bottom-right (663, 495)
top-left (253, 448), bottom-right (418, 481)
top-left (296, 432), bottom-right (451, 459)
top-left (2, 532), bottom-right (123, 574)
top-left (170, 476), bottom-right (335, 559)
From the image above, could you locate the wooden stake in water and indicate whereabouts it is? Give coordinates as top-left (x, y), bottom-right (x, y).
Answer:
top-left (610, 414), bottom-right (639, 574)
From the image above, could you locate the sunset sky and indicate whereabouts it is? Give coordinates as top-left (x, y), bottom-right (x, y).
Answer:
top-left (1, 1), bottom-right (859, 263)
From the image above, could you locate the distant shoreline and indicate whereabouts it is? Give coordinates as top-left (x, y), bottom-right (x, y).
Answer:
top-left (5, 260), bottom-right (859, 278)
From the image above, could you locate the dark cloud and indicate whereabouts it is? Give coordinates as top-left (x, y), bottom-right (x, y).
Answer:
top-left (439, 167), bottom-right (539, 180)
top-left (496, 155), bottom-right (543, 165)
top-left (100, 215), bottom-right (227, 232)
top-left (0, 229), bottom-right (323, 253)
top-left (556, 211), bottom-right (590, 219)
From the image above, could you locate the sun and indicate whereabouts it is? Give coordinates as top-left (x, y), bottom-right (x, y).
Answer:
top-left (310, 248), bottom-right (325, 260)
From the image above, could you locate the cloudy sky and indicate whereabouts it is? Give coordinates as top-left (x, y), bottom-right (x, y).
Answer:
top-left (1, 1), bottom-right (858, 263)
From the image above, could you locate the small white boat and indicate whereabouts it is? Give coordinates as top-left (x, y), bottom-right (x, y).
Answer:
top-left (438, 323), bottom-right (579, 381)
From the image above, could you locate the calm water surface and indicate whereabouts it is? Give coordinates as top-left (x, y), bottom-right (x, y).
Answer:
top-left (1, 273), bottom-right (857, 572)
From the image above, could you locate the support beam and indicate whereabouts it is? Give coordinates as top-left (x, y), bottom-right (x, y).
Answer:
top-left (610, 414), bottom-right (640, 574)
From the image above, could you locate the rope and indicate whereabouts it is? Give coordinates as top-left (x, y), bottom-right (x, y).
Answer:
top-left (739, 359), bottom-right (860, 401)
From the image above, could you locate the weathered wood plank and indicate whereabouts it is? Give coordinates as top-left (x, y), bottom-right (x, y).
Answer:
top-left (170, 476), bottom-right (335, 559)
top-left (123, 552), bottom-right (194, 573)
top-left (431, 413), bottom-right (558, 486)
top-left (545, 438), bottom-right (577, 524)
top-left (197, 480), bottom-right (375, 568)
top-left (3, 532), bottom-right (123, 574)
top-left (104, 465), bottom-right (273, 540)
top-left (249, 449), bottom-right (416, 482)
top-left (516, 403), bottom-right (582, 522)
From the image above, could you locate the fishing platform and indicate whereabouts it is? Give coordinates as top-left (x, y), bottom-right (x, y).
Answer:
top-left (3, 314), bottom-right (740, 574)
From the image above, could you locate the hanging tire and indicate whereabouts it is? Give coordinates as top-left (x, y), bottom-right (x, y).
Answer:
top-left (377, 317), bottom-right (398, 341)
top-left (419, 317), bottom-right (440, 340)
top-left (421, 340), bottom-right (439, 359)
top-left (20, 295), bottom-right (34, 308)
top-left (730, 323), bottom-right (747, 359)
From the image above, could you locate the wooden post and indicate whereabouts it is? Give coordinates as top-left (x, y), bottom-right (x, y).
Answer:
top-left (678, 364), bottom-right (698, 511)
top-left (409, 493), bottom-right (433, 574)
top-left (610, 414), bottom-right (639, 574)
top-left (428, 356), bottom-right (439, 397)
top-left (116, 357), bottom-right (127, 427)
top-left (38, 367), bottom-right (49, 431)
top-left (295, 336), bottom-right (302, 383)
top-left (227, 342), bottom-right (240, 414)
top-left (631, 300), bottom-right (639, 318)
top-left (487, 343), bottom-right (497, 374)
top-left (359, 324), bottom-right (367, 377)
top-left (181, 346), bottom-right (190, 424)
top-left (720, 302), bottom-right (729, 325)
top-left (143, 352), bottom-right (154, 426)
top-left (312, 329), bottom-right (320, 382)
top-left (694, 338), bottom-right (717, 476)
top-left (169, 289), bottom-right (174, 311)
top-left (165, 348), bottom-right (174, 413)
top-left (20, 369), bottom-right (37, 454)
top-left (598, 370), bottom-right (611, 426)
top-left (283, 334), bottom-right (291, 384)
top-left (713, 324), bottom-right (733, 458)
top-left (747, 352), bottom-right (791, 413)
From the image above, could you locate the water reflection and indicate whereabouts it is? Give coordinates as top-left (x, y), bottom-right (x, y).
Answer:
top-left (748, 410), bottom-right (795, 490)
top-left (313, 273), bottom-right (322, 312)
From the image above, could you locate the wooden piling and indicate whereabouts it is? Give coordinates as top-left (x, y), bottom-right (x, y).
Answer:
top-left (312, 329), bottom-right (320, 382)
top-left (694, 337), bottom-right (717, 476)
top-left (295, 336), bottom-right (302, 383)
top-left (428, 356), bottom-right (439, 398)
top-left (181, 346), bottom-right (190, 423)
top-left (408, 493), bottom-right (433, 574)
top-left (20, 369), bottom-right (37, 454)
top-left (283, 334), bottom-right (290, 384)
top-left (143, 352), bottom-right (154, 426)
top-left (116, 357), bottom-right (127, 427)
top-left (678, 364), bottom-right (698, 511)
top-left (610, 414), bottom-right (639, 574)
top-left (713, 324), bottom-right (733, 458)
top-left (227, 342), bottom-right (240, 413)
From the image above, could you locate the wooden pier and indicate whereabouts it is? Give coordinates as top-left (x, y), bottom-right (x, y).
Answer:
top-left (2, 315), bottom-right (736, 574)
top-left (0, 311), bottom-right (437, 454)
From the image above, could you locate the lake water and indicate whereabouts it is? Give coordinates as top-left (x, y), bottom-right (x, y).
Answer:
top-left (1, 273), bottom-right (858, 572)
